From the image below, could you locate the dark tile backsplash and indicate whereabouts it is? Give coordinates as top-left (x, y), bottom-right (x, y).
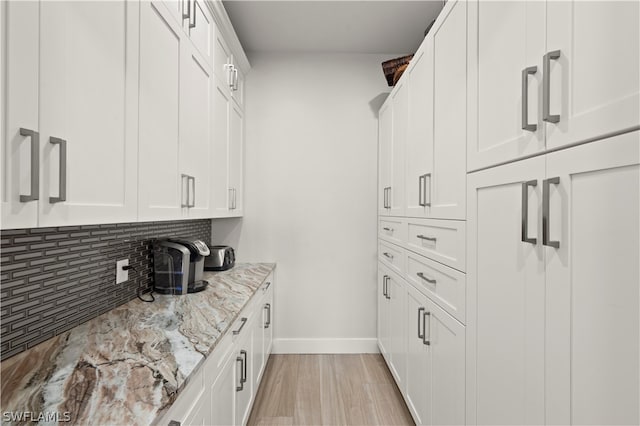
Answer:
top-left (0, 219), bottom-right (211, 360)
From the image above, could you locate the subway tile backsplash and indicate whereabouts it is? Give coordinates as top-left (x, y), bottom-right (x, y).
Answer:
top-left (0, 219), bottom-right (211, 360)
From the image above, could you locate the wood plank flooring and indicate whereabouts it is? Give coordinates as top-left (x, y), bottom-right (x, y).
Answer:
top-left (247, 354), bottom-right (414, 426)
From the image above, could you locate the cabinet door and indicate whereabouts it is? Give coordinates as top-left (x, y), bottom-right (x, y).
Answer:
top-left (545, 1), bottom-right (639, 150)
top-left (262, 282), bottom-right (274, 370)
top-left (211, 354), bottom-right (236, 426)
top-left (405, 44), bottom-right (434, 219)
top-left (377, 264), bottom-right (391, 360)
top-left (211, 79), bottom-right (231, 216)
top-left (429, 0), bottom-right (466, 220)
top-left (405, 284), bottom-right (431, 425)
top-left (467, 0), bottom-right (545, 170)
top-left (213, 29), bottom-right (233, 87)
top-left (427, 297), bottom-right (465, 426)
top-left (378, 101), bottom-right (392, 216)
top-left (252, 301), bottom-right (266, 392)
top-left (1, 1), bottom-right (39, 229)
top-left (138, 0), bottom-right (184, 221)
top-left (545, 131), bottom-right (639, 425)
top-left (235, 334), bottom-right (253, 426)
top-left (466, 155), bottom-right (545, 425)
top-left (389, 81), bottom-right (407, 216)
top-left (387, 271), bottom-right (406, 391)
top-left (38, 0), bottom-right (138, 226)
top-left (180, 44), bottom-right (212, 218)
top-left (187, 0), bottom-right (212, 66)
top-left (228, 101), bottom-right (243, 216)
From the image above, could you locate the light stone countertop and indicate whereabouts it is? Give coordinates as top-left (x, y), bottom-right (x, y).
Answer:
top-left (0, 262), bottom-right (276, 426)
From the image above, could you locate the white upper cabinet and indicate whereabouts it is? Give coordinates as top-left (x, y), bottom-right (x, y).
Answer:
top-left (378, 101), bottom-right (392, 216)
top-left (2, 0), bottom-right (139, 229)
top-left (430, 0), bottom-right (466, 220)
top-left (228, 100), bottom-right (244, 216)
top-left (188, 0), bottom-right (213, 65)
top-left (180, 42), bottom-right (213, 218)
top-left (545, 1), bottom-right (639, 150)
top-left (2, 1), bottom-right (40, 229)
top-left (405, 45), bottom-right (434, 219)
top-left (138, 0), bottom-right (184, 221)
top-left (211, 79), bottom-right (232, 217)
top-left (467, 0), bottom-right (639, 170)
top-left (467, 0), bottom-right (546, 171)
top-left (390, 80), bottom-right (407, 216)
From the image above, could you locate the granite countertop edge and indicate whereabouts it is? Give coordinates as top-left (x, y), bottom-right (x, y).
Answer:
top-left (0, 262), bottom-right (276, 426)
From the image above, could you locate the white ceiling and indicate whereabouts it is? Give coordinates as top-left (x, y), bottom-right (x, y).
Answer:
top-left (222, 1), bottom-right (445, 55)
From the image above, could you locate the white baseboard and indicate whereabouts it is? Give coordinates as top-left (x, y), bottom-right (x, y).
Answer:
top-left (272, 338), bottom-right (380, 354)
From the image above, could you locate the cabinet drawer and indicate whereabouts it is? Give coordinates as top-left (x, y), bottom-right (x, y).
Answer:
top-left (406, 251), bottom-right (466, 324)
top-left (379, 240), bottom-right (405, 276)
top-left (379, 217), bottom-right (407, 245)
top-left (406, 218), bottom-right (466, 272)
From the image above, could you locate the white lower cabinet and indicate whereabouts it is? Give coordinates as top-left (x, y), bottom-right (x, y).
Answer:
top-left (379, 253), bottom-right (466, 426)
top-left (161, 275), bottom-right (275, 426)
top-left (467, 131), bottom-right (639, 425)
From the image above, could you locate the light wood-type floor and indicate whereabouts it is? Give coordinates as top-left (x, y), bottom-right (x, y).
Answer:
top-left (247, 354), bottom-right (415, 426)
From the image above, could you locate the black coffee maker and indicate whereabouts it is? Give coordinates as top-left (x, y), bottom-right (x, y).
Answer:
top-left (152, 238), bottom-right (210, 294)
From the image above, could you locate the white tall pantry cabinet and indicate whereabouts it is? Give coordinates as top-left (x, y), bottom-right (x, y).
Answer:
top-left (379, 1), bottom-right (639, 425)
top-left (377, 1), bottom-right (467, 425)
top-left (464, 1), bottom-right (640, 425)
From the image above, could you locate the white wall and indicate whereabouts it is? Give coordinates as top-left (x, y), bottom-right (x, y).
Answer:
top-left (211, 52), bottom-right (393, 353)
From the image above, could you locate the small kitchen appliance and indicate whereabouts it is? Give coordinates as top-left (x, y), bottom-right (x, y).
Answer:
top-left (204, 245), bottom-right (235, 271)
top-left (152, 238), bottom-right (210, 294)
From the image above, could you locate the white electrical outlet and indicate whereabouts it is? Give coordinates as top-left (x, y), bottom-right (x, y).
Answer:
top-left (116, 259), bottom-right (129, 284)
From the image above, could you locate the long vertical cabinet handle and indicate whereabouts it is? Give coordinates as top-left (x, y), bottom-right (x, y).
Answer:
top-left (49, 137), bottom-right (67, 203)
top-left (235, 355), bottom-right (244, 391)
top-left (385, 276), bottom-right (391, 300)
top-left (188, 176), bottom-right (195, 208)
top-left (232, 68), bottom-right (239, 91)
top-left (521, 180), bottom-right (537, 244)
top-left (19, 128), bottom-right (40, 202)
top-left (264, 303), bottom-right (271, 328)
top-left (543, 50), bottom-right (561, 123)
top-left (182, 0), bottom-right (190, 20)
top-left (189, 0), bottom-right (196, 28)
top-left (419, 173), bottom-right (431, 207)
top-left (417, 307), bottom-right (425, 339)
top-left (542, 177), bottom-right (560, 248)
top-left (241, 350), bottom-right (248, 383)
top-left (422, 311), bottom-right (431, 346)
top-left (181, 174), bottom-right (189, 207)
top-left (228, 188), bottom-right (233, 210)
top-left (521, 66), bottom-right (538, 131)
top-left (382, 275), bottom-right (387, 297)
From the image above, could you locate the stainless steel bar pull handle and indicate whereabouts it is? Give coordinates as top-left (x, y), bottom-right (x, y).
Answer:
top-left (49, 137), bottom-right (67, 203)
top-left (181, 174), bottom-right (189, 207)
top-left (187, 176), bottom-right (195, 208)
top-left (383, 252), bottom-right (394, 259)
top-left (417, 272), bottom-right (436, 284)
top-left (385, 276), bottom-right (391, 300)
top-left (189, 0), bottom-right (196, 28)
top-left (229, 188), bottom-right (234, 210)
top-left (233, 68), bottom-right (239, 91)
top-left (417, 307), bottom-right (425, 339)
top-left (543, 50), bottom-right (561, 123)
top-left (416, 235), bottom-right (437, 242)
top-left (542, 177), bottom-right (560, 248)
top-left (522, 66), bottom-right (538, 131)
top-left (422, 311), bottom-right (431, 346)
top-left (233, 317), bottom-right (248, 335)
top-left (419, 173), bottom-right (431, 207)
top-left (521, 180), bottom-right (537, 244)
top-left (241, 350), bottom-right (248, 383)
top-left (264, 303), bottom-right (271, 328)
top-left (382, 227), bottom-right (392, 232)
top-left (236, 356), bottom-right (244, 391)
top-left (382, 275), bottom-right (388, 297)
top-left (19, 128), bottom-right (40, 202)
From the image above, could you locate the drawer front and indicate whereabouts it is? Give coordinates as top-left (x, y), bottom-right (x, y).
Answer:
top-left (406, 218), bottom-right (466, 272)
top-left (379, 240), bottom-right (405, 276)
top-left (406, 251), bottom-right (466, 324)
top-left (379, 217), bottom-right (407, 245)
